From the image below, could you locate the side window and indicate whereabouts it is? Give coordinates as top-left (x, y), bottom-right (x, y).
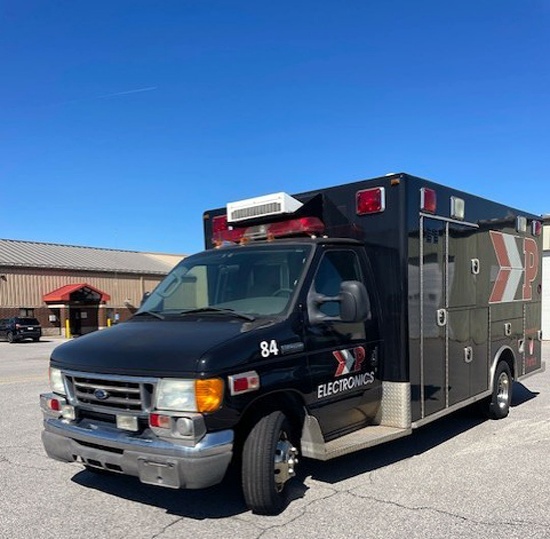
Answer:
top-left (313, 250), bottom-right (363, 317)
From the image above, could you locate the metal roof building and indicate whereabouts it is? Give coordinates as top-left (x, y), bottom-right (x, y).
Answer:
top-left (0, 238), bottom-right (184, 338)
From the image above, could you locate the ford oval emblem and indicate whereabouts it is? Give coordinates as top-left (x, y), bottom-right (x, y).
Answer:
top-left (94, 388), bottom-right (109, 400)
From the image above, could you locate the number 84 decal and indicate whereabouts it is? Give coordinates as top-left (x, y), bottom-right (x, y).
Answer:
top-left (259, 339), bottom-right (279, 358)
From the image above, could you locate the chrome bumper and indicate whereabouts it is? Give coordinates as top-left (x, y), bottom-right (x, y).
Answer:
top-left (41, 415), bottom-right (233, 490)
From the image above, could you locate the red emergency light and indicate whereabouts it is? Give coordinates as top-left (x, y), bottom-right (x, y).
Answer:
top-left (356, 187), bottom-right (385, 215)
top-left (211, 215), bottom-right (246, 244)
top-left (212, 216), bottom-right (325, 245)
top-left (420, 187), bottom-right (437, 214)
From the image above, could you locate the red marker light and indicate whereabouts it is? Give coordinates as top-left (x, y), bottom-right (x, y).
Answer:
top-left (150, 413), bottom-right (171, 429)
top-left (356, 187), bottom-right (386, 215)
top-left (48, 398), bottom-right (61, 412)
top-left (420, 188), bottom-right (437, 214)
top-left (532, 220), bottom-right (542, 237)
top-left (229, 371), bottom-right (260, 396)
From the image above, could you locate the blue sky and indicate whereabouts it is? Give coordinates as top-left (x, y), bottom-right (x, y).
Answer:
top-left (1, 1), bottom-right (549, 255)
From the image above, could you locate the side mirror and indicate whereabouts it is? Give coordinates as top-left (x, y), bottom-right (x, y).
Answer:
top-left (140, 291), bottom-right (151, 307)
top-left (340, 281), bottom-right (370, 322)
top-left (307, 280), bottom-right (370, 324)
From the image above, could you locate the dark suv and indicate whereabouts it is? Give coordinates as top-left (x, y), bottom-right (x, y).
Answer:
top-left (0, 317), bottom-right (42, 343)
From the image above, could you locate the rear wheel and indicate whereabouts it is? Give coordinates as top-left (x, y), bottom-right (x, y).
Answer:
top-left (480, 361), bottom-right (512, 419)
top-left (242, 411), bottom-right (299, 515)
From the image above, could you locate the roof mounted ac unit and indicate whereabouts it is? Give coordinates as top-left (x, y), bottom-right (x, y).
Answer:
top-left (227, 192), bottom-right (303, 223)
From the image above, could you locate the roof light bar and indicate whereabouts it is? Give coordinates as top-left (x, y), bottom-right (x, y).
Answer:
top-left (211, 216), bottom-right (325, 245)
top-left (211, 215), bottom-right (246, 244)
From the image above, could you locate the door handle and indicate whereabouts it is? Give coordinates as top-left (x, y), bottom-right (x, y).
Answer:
top-left (436, 308), bottom-right (447, 327)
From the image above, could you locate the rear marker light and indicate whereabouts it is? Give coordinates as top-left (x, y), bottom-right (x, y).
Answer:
top-left (356, 187), bottom-right (386, 215)
top-left (532, 220), bottom-right (542, 237)
top-left (420, 188), bottom-right (437, 214)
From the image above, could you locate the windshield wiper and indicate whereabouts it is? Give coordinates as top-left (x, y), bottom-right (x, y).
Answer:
top-left (134, 310), bottom-right (165, 320)
top-left (180, 307), bottom-right (255, 321)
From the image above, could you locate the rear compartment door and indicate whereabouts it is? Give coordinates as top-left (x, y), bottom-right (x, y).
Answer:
top-left (419, 217), bottom-right (487, 417)
top-left (420, 218), bottom-right (447, 416)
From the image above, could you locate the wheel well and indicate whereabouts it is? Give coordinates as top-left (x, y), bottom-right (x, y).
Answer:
top-left (494, 347), bottom-right (515, 380)
top-left (234, 392), bottom-right (306, 453)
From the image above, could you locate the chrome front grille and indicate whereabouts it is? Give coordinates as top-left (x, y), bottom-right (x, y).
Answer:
top-left (64, 372), bottom-right (155, 413)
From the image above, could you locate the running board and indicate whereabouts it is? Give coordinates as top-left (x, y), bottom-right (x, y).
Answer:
top-left (300, 416), bottom-right (412, 461)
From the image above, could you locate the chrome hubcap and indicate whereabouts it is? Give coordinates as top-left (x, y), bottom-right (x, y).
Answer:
top-left (273, 432), bottom-right (298, 492)
top-left (496, 372), bottom-right (510, 410)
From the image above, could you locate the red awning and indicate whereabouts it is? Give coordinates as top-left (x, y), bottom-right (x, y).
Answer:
top-left (43, 283), bottom-right (111, 303)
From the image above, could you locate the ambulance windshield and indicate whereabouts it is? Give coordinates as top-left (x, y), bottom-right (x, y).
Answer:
top-left (137, 244), bottom-right (312, 318)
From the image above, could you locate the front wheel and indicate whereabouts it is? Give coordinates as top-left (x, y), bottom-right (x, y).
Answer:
top-left (242, 411), bottom-right (299, 515)
top-left (480, 361), bottom-right (512, 419)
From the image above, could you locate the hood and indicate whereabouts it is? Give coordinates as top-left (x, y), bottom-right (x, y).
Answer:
top-left (50, 317), bottom-right (249, 377)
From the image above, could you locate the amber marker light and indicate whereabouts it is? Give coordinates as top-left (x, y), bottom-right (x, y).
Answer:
top-left (196, 378), bottom-right (224, 413)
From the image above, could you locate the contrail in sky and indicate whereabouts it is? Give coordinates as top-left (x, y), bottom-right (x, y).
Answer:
top-left (50, 86), bottom-right (158, 107)
top-left (96, 86), bottom-right (158, 99)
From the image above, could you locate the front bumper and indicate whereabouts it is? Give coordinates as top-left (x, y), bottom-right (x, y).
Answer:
top-left (41, 412), bottom-right (233, 490)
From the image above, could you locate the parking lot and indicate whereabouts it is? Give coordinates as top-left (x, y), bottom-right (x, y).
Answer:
top-left (1, 338), bottom-right (550, 539)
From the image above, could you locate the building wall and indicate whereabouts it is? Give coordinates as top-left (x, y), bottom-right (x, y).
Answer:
top-left (543, 222), bottom-right (550, 339)
top-left (0, 266), bottom-right (165, 335)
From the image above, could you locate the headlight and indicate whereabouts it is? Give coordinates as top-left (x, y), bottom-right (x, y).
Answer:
top-left (155, 379), bottom-right (196, 411)
top-left (155, 378), bottom-right (224, 413)
top-left (49, 367), bottom-right (66, 395)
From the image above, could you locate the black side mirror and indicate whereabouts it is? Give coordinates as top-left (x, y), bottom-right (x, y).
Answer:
top-left (307, 280), bottom-right (370, 324)
top-left (340, 281), bottom-right (370, 322)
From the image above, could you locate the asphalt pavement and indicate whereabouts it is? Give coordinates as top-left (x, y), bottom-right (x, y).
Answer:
top-left (1, 338), bottom-right (549, 539)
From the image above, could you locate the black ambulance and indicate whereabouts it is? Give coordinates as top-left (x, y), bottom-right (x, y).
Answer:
top-left (40, 173), bottom-right (544, 515)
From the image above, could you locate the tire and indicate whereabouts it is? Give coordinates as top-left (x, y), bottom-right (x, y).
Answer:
top-left (480, 361), bottom-right (513, 419)
top-left (33, 337), bottom-right (40, 342)
top-left (242, 411), bottom-right (299, 515)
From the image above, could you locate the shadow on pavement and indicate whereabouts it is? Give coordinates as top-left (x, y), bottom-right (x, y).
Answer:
top-left (71, 381), bottom-right (539, 519)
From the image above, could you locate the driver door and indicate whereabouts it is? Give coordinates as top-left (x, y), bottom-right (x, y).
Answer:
top-left (304, 246), bottom-right (382, 439)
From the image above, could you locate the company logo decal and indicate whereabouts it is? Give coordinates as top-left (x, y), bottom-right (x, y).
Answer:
top-left (333, 346), bottom-right (365, 376)
top-left (489, 231), bottom-right (539, 303)
top-left (317, 346), bottom-right (374, 399)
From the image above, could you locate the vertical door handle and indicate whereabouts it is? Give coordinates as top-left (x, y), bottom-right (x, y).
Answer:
top-left (436, 308), bottom-right (447, 327)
